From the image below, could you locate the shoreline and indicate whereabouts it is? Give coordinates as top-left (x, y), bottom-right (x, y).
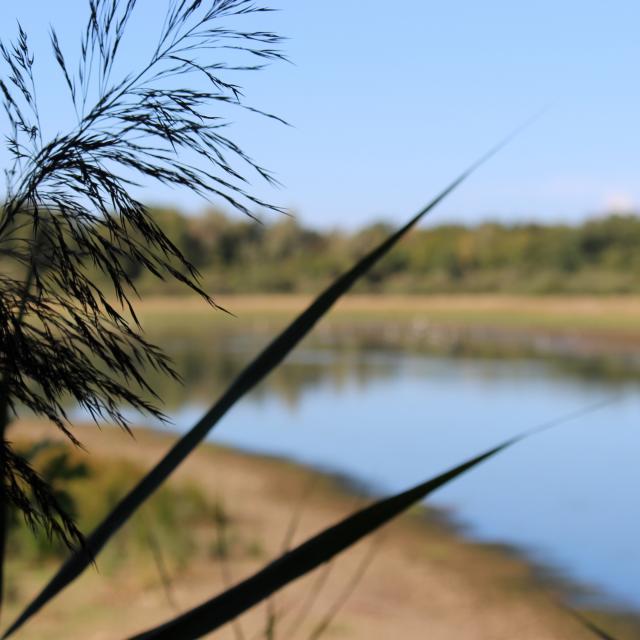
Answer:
top-left (228, 439), bottom-right (637, 601)
top-left (7, 419), bottom-right (639, 639)
top-left (175, 431), bottom-right (640, 620)
top-left (136, 293), bottom-right (640, 370)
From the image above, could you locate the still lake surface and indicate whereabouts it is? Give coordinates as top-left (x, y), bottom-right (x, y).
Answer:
top-left (122, 329), bottom-right (639, 612)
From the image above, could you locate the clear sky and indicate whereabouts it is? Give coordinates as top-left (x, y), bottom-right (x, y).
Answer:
top-left (1, 1), bottom-right (639, 229)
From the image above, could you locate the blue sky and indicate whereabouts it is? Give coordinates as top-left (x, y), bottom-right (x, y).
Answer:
top-left (1, 1), bottom-right (639, 229)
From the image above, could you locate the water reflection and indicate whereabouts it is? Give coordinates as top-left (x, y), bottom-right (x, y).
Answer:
top-left (147, 326), bottom-right (640, 412)
top-left (100, 325), bottom-right (640, 614)
top-left (143, 332), bottom-right (405, 411)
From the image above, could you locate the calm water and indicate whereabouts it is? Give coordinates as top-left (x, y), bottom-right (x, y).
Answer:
top-left (115, 331), bottom-right (640, 612)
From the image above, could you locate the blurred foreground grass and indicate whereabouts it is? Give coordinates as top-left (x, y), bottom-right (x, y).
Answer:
top-left (5, 419), bottom-right (639, 639)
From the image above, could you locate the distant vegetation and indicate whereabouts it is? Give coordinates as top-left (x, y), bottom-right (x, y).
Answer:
top-left (69, 208), bottom-right (640, 295)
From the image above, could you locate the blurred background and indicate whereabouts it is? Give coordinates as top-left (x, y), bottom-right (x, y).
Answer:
top-left (2, 1), bottom-right (640, 638)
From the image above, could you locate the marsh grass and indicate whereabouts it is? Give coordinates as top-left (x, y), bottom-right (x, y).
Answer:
top-left (0, 1), bottom-right (626, 638)
top-left (5, 118), bottom-right (624, 638)
top-left (0, 0), bottom-right (286, 594)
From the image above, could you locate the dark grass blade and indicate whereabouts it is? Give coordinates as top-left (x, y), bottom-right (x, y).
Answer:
top-left (308, 537), bottom-right (382, 640)
top-left (2, 123), bottom-right (531, 639)
top-left (212, 499), bottom-right (246, 640)
top-left (145, 528), bottom-right (179, 612)
top-left (557, 603), bottom-right (620, 640)
top-left (128, 397), bottom-right (615, 640)
top-left (128, 437), bottom-right (520, 640)
top-left (281, 547), bottom-right (335, 638)
top-left (571, 615), bottom-right (619, 640)
top-left (281, 492), bottom-right (363, 637)
top-left (263, 472), bottom-right (317, 639)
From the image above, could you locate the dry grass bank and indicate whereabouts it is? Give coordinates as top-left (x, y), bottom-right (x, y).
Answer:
top-left (3, 419), bottom-right (618, 640)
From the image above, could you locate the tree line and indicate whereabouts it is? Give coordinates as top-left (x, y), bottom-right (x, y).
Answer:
top-left (5, 207), bottom-right (640, 295)
top-left (119, 209), bottom-right (640, 295)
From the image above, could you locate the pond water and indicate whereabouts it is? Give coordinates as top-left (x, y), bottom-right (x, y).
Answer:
top-left (110, 330), bottom-right (640, 612)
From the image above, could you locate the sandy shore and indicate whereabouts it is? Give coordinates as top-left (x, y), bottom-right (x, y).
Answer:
top-left (4, 419), bottom-right (627, 640)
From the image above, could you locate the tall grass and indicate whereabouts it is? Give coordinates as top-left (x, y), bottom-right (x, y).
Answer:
top-left (0, 0), bottom-right (286, 605)
top-left (6, 122), bottom-right (622, 640)
top-left (3, 123), bottom-right (527, 638)
top-left (0, 2), bottom-right (623, 638)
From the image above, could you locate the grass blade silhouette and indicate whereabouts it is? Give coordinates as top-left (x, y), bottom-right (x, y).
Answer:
top-left (127, 435), bottom-right (526, 639)
top-left (281, 547), bottom-right (335, 638)
top-left (3, 122), bottom-right (532, 639)
top-left (263, 472), bottom-right (318, 639)
top-left (308, 537), bottom-right (382, 640)
top-left (127, 396), bottom-right (613, 640)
